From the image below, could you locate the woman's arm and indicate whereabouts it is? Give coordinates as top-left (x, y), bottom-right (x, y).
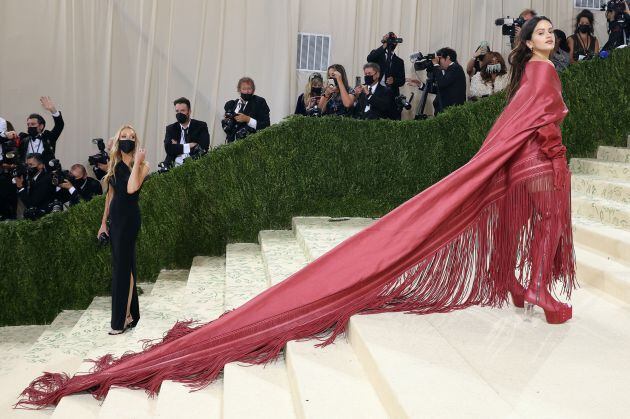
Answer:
top-left (128, 147), bottom-right (149, 194)
top-left (594, 37), bottom-right (600, 55)
top-left (98, 186), bottom-right (113, 237)
top-left (567, 37), bottom-right (576, 64)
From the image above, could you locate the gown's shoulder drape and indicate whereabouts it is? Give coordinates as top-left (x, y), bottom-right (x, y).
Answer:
top-left (17, 61), bottom-right (575, 408)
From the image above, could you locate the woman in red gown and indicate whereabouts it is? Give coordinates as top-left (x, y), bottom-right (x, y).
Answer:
top-left (17, 16), bottom-right (575, 408)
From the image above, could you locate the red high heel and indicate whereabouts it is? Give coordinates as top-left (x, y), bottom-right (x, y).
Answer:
top-left (524, 288), bottom-right (572, 324)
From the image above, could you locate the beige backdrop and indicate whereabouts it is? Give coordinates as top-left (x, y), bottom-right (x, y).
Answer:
top-left (0, 0), bottom-right (607, 171)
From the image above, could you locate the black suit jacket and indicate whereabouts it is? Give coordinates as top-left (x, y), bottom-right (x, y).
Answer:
top-left (163, 119), bottom-right (210, 165)
top-left (18, 112), bottom-right (65, 166)
top-left (367, 47), bottom-right (406, 98)
top-left (58, 176), bottom-right (103, 205)
top-left (355, 84), bottom-right (396, 120)
top-left (224, 95), bottom-right (270, 142)
top-left (431, 62), bottom-right (467, 114)
top-left (18, 171), bottom-right (55, 211)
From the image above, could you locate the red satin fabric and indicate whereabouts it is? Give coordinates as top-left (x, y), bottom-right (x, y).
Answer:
top-left (17, 61), bottom-right (576, 408)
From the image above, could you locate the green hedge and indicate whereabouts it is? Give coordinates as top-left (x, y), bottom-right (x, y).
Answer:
top-left (1, 49), bottom-right (628, 326)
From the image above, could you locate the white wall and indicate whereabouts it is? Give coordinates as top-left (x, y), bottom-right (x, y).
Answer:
top-left (0, 0), bottom-right (608, 172)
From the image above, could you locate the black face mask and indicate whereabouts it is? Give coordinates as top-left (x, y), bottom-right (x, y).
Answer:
top-left (176, 112), bottom-right (188, 124)
top-left (119, 139), bottom-right (135, 154)
top-left (364, 75), bottom-right (375, 85)
top-left (27, 166), bottom-right (39, 177)
top-left (27, 127), bottom-right (39, 137)
top-left (240, 93), bottom-right (254, 101)
top-left (311, 87), bottom-right (323, 96)
top-left (578, 24), bottom-right (591, 33)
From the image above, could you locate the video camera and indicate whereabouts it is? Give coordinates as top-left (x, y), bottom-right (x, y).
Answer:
top-left (395, 93), bottom-right (415, 111)
top-left (602, 0), bottom-right (628, 14)
top-left (410, 52), bottom-right (436, 72)
top-left (495, 16), bottom-right (526, 38)
top-left (384, 32), bottom-right (403, 48)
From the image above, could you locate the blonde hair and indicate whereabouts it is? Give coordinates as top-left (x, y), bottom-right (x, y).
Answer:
top-left (103, 125), bottom-right (146, 186)
top-left (303, 73), bottom-right (324, 106)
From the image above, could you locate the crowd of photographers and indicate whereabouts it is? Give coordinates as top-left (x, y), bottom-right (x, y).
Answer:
top-left (1, 2), bottom-right (628, 221)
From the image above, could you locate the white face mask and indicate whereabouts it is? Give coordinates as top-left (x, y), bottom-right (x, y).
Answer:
top-left (485, 63), bottom-right (502, 73)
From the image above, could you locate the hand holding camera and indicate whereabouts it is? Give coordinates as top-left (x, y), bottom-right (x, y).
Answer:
top-left (234, 113), bottom-right (251, 124)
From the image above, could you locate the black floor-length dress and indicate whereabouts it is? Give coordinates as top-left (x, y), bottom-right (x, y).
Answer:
top-left (108, 161), bottom-right (141, 330)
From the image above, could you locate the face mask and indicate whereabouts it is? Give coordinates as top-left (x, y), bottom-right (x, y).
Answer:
top-left (364, 75), bottom-right (375, 85)
top-left (176, 112), bottom-right (188, 124)
top-left (311, 87), bottom-right (323, 96)
top-left (240, 93), bottom-right (253, 101)
top-left (27, 166), bottom-right (39, 176)
top-left (28, 127), bottom-right (39, 137)
top-left (119, 139), bottom-right (135, 154)
top-left (578, 24), bottom-right (591, 33)
top-left (485, 63), bottom-right (502, 73)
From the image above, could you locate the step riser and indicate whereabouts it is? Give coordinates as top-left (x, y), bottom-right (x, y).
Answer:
top-left (576, 259), bottom-right (630, 304)
top-left (597, 146), bottom-right (630, 163)
top-left (572, 223), bottom-right (630, 264)
top-left (570, 159), bottom-right (630, 181)
top-left (572, 197), bottom-right (630, 231)
top-left (572, 177), bottom-right (630, 206)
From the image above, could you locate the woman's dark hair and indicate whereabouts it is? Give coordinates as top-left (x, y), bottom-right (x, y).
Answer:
top-left (574, 9), bottom-right (595, 35)
top-left (505, 16), bottom-right (553, 101)
top-left (554, 29), bottom-right (569, 53)
top-left (327, 64), bottom-right (350, 90)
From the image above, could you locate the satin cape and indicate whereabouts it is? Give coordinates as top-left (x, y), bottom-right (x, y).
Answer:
top-left (17, 61), bottom-right (575, 408)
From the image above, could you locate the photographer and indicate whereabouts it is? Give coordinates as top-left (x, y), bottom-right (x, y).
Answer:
top-left (295, 73), bottom-right (324, 116)
top-left (367, 32), bottom-right (406, 119)
top-left (352, 63), bottom-right (395, 120)
top-left (5, 97), bottom-right (65, 167)
top-left (223, 77), bottom-right (270, 143)
top-left (512, 9), bottom-right (537, 47)
top-left (410, 48), bottom-right (466, 115)
top-left (15, 153), bottom-right (55, 220)
top-left (89, 138), bottom-right (111, 181)
top-left (164, 97), bottom-right (210, 166)
top-left (0, 117), bottom-right (18, 220)
top-left (466, 41), bottom-right (490, 78)
top-left (568, 10), bottom-right (600, 63)
top-left (319, 65), bottom-right (356, 117)
top-left (601, 0), bottom-right (629, 51)
top-left (58, 164), bottom-right (102, 206)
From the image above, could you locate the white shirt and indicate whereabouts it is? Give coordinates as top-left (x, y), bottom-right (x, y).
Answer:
top-left (469, 73), bottom-right (509, 99)
top-left (235, 100), bottom-right (258, 130)
top-left (174, 122), bottom-right (191, 167)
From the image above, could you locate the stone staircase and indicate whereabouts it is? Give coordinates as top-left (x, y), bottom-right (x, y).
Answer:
top-left (1, 146), bottom-right (629, 418)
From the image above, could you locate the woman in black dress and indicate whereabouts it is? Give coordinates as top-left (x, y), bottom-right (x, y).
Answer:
top-left (98, 125), bottom-right (150, 335)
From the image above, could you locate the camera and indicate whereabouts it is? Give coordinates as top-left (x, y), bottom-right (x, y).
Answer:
top-left (0, 137), bottom-right (21, 165)
top-left (47, 198), bottom-right (64, 213)
top-left (235, 126), bottom-right (256, 141)
top-left (157, 160), bottom-right (171, 174)
top-left (222, 111), bottom-right (238, 135)
top-left (495, 16), bottom-right (526, 38)
top-left (11, 163), bottom-right (28, 179)
top-left (305, 105), bottom-right (323, 117)
top-left (23, 206), bottom-right (46, 221)
top-left (384, 32), bottom-right (403, 47)
top-left (48, 159), bottom-right (74, 187)
top-left (189, 144), bottom-right (208, 160)
top-left (88, 138), bottom-right (109, 180)
top-left (395, 93), bottom-right (415, 111)
top-left (410, 52), bottom-right (436, 72)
